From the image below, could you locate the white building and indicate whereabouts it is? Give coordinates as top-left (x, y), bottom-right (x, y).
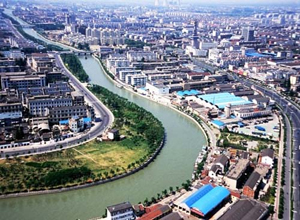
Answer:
top-left (199, 41), bottom-right (218, 50)
top-left (106, 202), bottom-right (135, 220)
top-left (126, 74), bottom-right (147, 87)
top-left (27, 95), bottom-right (73, 117)
top-left (127, 51), bottom-right (157, 62)
top-left (69, 116), bottom-right (84, 133)
top-left (146, 82), bottom-right (170, 95)
top-left (119, 70), bottom-right (141, 82)
top-left (260, 148), bottom-right (274, 167)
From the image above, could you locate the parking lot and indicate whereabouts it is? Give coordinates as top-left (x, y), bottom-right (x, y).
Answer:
top-left (233, 113), bottom-right (280, 141)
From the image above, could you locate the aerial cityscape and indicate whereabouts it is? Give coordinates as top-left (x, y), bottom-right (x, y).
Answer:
top-left (0, 0), bottom-right (299, 219)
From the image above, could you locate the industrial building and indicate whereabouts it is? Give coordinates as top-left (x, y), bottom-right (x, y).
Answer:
top-left (181, 184), bottom-right (230, 218)
top-left (218, 199), bottom-right (268, 220)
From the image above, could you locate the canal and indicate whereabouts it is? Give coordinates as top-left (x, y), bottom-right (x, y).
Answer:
top-left (0, 9), bottom-right (207, 220)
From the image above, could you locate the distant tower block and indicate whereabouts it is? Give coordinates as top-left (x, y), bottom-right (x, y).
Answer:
top-left (162, 0), bottom-right (169, 7)
top-left (192, 20), bottom-right (199, 49)
top-left (225, 104), bottom-right (231, 118)
top-left (155, 0), bottom-right (159, 6)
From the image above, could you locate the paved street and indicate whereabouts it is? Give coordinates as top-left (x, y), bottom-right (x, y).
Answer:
top-left (0, 53), bottom-right (114, 158)
top-left (238, 77), bottom-right (300, 220)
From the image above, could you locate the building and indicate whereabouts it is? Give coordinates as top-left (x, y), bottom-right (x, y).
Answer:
top-left (209, 154), bottom-right (229, 178)
top-left (127, 51), bottom-right (157, 62)
top-left (69, 116), bottom-right (84, 133)
top-left (183, 184), bottom-right (230, 218)
top-left (100, 28), bottom-right (124, 46)
top-left (242, 171), bottom-right (262, 199)
top-left (108, 129), bottom-right (119, 140)
top-left (1, 72), bottom-right (46, 89)
top-left (139, 204), bottom-right (172, 220)
top-left (106, 201), bottom-right (135, 220)
top-left (119, 70), bottom-right (141, 82)
top-left (225, 159), bottom-right (251, 190)
top-left (126, 74), bottom-right (147, 87)
top-left (146, 82), bottom-right (170, 95)
top-left (49, 105), bottom-right (88, 124)
top-left (218, 199), bottom-right (268, 220)
top-left (260, 148), bottom-right (274, 167)
top-left (242, 27), bottom-right (255, 42)
top-left (27, 95), bottom-right (73, 117)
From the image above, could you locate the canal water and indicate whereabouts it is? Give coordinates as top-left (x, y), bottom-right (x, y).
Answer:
top-left (0, 9), bottom-right (206, 220)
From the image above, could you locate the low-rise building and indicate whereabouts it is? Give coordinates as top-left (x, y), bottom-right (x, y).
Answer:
top-left (106, 201), bottom-right (135, 220)
top-left (225, 159), bottom-right (251, 190)
top-left (218, 198), bottom-right (268, 220)
top-left (260, 148), bottom-right (274, 167)
top-left (242, 171), bottom-right (262, 199)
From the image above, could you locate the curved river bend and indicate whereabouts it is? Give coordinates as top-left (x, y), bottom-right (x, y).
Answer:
top-left (0, 9), bottom-right (206, 220)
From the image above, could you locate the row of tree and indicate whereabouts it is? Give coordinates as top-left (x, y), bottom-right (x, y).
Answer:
top-left (90, 85), bottom-right (164, 154)
top-left (61, 53), bottom-right (89, 82)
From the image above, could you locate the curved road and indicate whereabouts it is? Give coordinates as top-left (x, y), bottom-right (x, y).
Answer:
top-left (238, 77), bottom-right (300, 220)
top-left (0, 53), bottom-right (114, 159)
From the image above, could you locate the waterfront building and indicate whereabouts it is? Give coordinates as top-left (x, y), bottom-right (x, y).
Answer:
top-left (106, 201), bottom-right (135, 220)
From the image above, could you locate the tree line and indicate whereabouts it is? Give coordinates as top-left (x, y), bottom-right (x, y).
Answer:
top-left (90, 85), bottom-right (164, 154)
top-left (61, 53), bottom-right (89, 82)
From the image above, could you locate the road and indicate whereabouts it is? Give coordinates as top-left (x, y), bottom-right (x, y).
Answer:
top-left (0, 53), bottom-right (114, 158)
top-left (237, 76), bottom-right (300, 220)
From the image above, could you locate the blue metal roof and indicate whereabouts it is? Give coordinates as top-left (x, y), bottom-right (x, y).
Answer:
top-left (212, 120), bottom-right (225, 127)
top-left (177, 90), bottom-right (199, 97)
top-left (184, 184), bottom-right (213, 207)
top-left (198, 92), bottom-right (252, 109)
top-left (59, 120), bottom-right (69, 125)
top-left (191, 186), bottom-right (230, 216)
top-left (83, 117), bottom-right (91, 123)
top-left (245, 52), bottom-right (268, 57)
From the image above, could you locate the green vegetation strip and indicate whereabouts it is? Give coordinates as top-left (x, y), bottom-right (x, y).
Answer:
top-left (0, 58), bottom-right (164, 194)
top-left (95, 56), bottom-right (115, 80)
top-left (61, 54), bottom-right (89, 82)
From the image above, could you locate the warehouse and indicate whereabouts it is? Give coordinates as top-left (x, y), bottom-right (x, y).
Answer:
top-left (183, 184), bottom-right (230, 218)
top-left (197, 92), bottom-right (253, 110)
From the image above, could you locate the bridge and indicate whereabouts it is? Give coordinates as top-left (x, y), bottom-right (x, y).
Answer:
top-left (21, 24), bottom-right (35, 28)
top-left (59, 50), bottom-right (96, 56)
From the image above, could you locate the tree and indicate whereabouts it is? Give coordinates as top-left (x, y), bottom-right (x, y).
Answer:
top-left (162, 189), bottom-right (168, 197)
top-left (169, 186), bottom-right (173, 194)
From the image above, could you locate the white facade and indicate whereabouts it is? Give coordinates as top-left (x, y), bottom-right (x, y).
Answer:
top-left (107, 210), bottom-right (135, 220)
top-left (127, 51), bottom-right (157, 62)
top-left (27, 96), bottom-right (73, 117)
top-left (119, 70), bottom-right (141, 82)
top-left (126, 74), bottom-right (147, 87)
top-left (261, 156), bottom-right (273, 167)
top-left (69, 117), bottom-right (84, 133)
top-left (0, 111), bottom-right (22, 120)
top-left (146, 82), bottom-right (170, 95)
top-left (199, 42), bottom-right (218, 50)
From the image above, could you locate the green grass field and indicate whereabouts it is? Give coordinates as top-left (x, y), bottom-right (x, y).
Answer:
top-left (0, 139), bottom-right (149, 194)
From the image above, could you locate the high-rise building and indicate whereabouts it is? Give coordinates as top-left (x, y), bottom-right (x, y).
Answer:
top-left (162, 0), bottom-right (169, 7)
top-left (242, 27), bottom-right (255, 42)
top-left (192, 20), bottom-right (199, 49)
top-left (155, 0), bottom-right (159, 6)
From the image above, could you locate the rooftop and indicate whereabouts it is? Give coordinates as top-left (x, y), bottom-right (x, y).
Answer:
top-left (107, 201), bottom-right (132, 214)
top-left (218, 199), bottom-right (268, 220)
top-left (184, 184), bottom-right (230, 216)
top-left (198, 92), bottom-right (252, 109)
top-left (227, 159), bottom-right (249, 180)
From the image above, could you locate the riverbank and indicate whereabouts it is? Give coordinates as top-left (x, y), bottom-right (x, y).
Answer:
top-left (0, 57), bottom-right (165, 198)
top-left (0, 136), bottom-right (165, 199)
top-left (93, 55), bottom-right (213, 147)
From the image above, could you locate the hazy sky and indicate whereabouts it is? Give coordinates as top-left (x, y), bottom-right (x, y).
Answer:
top-left (47, 0), bottom-right (300, 4)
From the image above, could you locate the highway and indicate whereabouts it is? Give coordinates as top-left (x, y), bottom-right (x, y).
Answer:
top-left (0, 53), bottom-right (114, 159)
top-left (238, 76), bottom-right (300, 220)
